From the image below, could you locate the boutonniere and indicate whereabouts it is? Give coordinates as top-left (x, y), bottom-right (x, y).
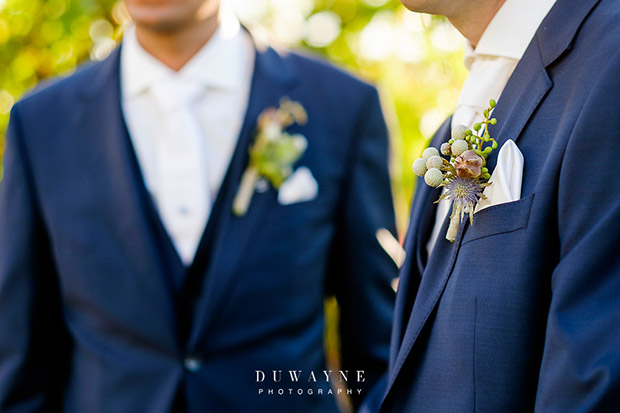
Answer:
top-left (413, 99), bottom-right (500, 242)
top-left (233, 98), bottom-right (309, 216)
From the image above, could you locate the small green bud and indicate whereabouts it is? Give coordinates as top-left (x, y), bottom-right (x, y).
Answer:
top-left (483, 173), bottom-right (491, 180)
top-left (489, 99), bottom-right (496, 108)
top-left (465, 129), bottom-right (473, 136)
top-left (484, 147), bottom-right (493, 154)
top-left (473, 123), bottom-right (481, 132)
top-left (483, 109), bottom-right (489, 117)
top-left (492, 141), bottom-right (498, 149)
top-left (482, 167), bottom-right (489, 174)
top-left (474, 149), bottom-right (483, 156)
top-left (490, 118), bottom-right (497, 125)
top-left (449, 139), bottom-right (455, 145)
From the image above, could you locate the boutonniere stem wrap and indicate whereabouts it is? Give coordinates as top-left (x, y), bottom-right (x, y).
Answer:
top-left (413, 99), bottom-right (500, 242)
top-left (233, 98), bottom-right (308, 216)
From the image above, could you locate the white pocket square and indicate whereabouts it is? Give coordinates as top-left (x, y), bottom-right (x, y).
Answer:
top-left (475, 139), bottom-right (524, 213)
top-left (277, 167), bottom-right (319, 206)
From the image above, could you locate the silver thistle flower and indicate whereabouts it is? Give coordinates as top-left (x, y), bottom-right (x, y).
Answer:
top-left (439, 177), bottom-right (485, 242)
top-left (441, 177), bottom-right (484, 209)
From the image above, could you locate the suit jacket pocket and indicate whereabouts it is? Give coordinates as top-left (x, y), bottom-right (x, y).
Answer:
top-left (462, 193), bottom-right (535, 245)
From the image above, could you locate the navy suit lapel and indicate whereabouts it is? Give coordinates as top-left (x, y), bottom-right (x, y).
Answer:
top-left (386, 40), bottom-right (551, 404)
top-left (187, 46), bottom-right (299, 348)
top-left (76, 49), bottom-right (178, 341)
top-left (484, 0), bottom-right (600, 171)
top-left (388, 182), bottom-right (430, 360)
top-left (414, 187), bottom-right (441, 275)
top-left (389, 119), bottom-right (451, 366)
top-left (385, 0), bottom-right (601, 400)
top-left (386, 213), bottom-right (468, 394)
top-left (483, 40), bottom-right (552, 173)
top-left (537, 0), bottom-right (601, 68)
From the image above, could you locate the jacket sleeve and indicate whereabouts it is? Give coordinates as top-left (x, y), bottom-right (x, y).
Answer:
top-left (327, 86), bottom-right (398, 410)
top-left (0, 104), bottom-right (71, 412)
top-left (534, 49), bottom-right (620, 411)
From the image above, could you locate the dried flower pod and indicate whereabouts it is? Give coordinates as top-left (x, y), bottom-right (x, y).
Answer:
top-left (440, 143), bottom-right (451, 156)
top-left (454, 150), bottom-right (483, 179)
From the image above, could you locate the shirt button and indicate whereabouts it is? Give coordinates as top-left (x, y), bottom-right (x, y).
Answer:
top-left (184, 356), bottom-right (202, 372)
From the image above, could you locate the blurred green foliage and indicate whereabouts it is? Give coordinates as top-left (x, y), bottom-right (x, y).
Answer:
top-left (0, 4), bottom-right (467, 410)
top-left (304, 0), bottom-right (467, 231)
top-left (0, 0), bottom-right (116, 157)
top-left (0, 0), bottom-right (467, 232)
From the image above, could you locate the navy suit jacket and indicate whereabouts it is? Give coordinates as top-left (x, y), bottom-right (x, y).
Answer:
top-left (382, 0), bottom-right (620, 411)
top-left (0, 42), bottom-right (397, 412)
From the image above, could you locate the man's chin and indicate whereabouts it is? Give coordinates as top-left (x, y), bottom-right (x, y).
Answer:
top-left (134, 19), bottom-right (188, 34)
top-left (126, 5), bottom-right (190, 32)
top-left (399, 0), bottom-right (441, 14)
top-left (130, 11), bottom-right (195, 34)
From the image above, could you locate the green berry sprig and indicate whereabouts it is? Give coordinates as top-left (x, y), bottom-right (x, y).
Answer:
top-left (410, 99), bottom-right (502, 242)
top-left (446, 99), bottom-right (499, 179)
top-left (412, 99), bottom-right (500, 187)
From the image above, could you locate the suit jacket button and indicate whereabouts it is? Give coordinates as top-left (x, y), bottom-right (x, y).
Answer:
top-left (184, 356), bottom-right (202, 372)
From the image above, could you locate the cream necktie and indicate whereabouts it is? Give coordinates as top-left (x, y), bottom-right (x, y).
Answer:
top-left (150, 79), bottom-right (211, 265)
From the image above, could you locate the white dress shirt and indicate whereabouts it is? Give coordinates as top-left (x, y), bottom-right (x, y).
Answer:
top-left (427, 0), bottom-right (557, 255)
top-left (121, 18), bottom-right (254, 265)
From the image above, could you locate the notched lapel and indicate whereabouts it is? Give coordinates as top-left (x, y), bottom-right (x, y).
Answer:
top-left (484, 41), bottom-right (552, 173)
top-left (484, 0), bottom-right (601, 173)
top-left (537, 0), bottom-right (601, 67)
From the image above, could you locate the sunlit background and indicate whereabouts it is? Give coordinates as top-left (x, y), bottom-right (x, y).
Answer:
top-left (0, 0), bottom-right (467, 232)
top-left (0, 1), bottom-right (467, 410)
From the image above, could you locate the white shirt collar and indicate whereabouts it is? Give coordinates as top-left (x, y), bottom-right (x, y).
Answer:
top-left (121, 16), bottom-right (248, 99)
top-left (464, 0), bottom-right (557, 68)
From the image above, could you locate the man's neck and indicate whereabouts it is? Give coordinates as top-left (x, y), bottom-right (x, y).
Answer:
top-left (134, 16), bottom-right (219, 72)
top-left (447, 0), bottom-right (506, 49)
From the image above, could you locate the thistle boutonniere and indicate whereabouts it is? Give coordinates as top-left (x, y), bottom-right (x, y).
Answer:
top-left (232, 98), bottom-right (309, 216)
top-left (413, 99), bottom-right (500, 242)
